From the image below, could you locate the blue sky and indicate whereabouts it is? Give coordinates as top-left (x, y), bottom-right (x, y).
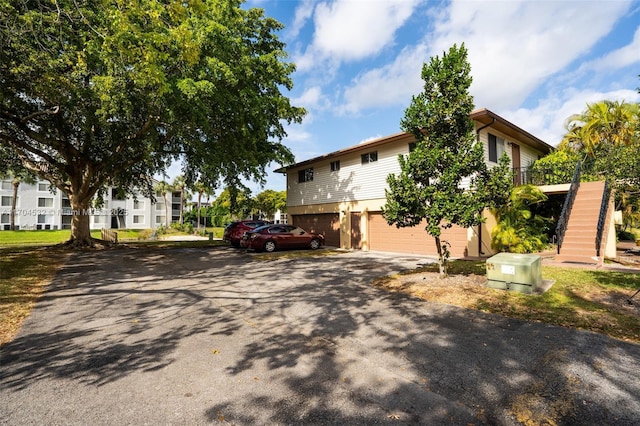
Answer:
top-left (183, 0), bottom-right (640, 195)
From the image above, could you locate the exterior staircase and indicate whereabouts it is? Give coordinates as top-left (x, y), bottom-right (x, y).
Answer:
top-left (556, 181), bottom-right (608, 265)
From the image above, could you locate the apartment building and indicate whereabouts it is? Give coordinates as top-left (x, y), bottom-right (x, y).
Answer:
top-left (0, 178), bottom-right (181, 230)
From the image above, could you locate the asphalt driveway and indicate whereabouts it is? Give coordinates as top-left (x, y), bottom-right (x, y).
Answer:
top-left (1, 248), bottom-right (639, 425)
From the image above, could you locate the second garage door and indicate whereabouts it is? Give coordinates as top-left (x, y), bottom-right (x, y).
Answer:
top-left (368, 212), bottom-right (468, 257)
top-left (291, 213), bottom-right (340, 247)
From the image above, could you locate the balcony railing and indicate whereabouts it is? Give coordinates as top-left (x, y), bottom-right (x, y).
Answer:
top-left (514, 162), bottom-right (604, 187)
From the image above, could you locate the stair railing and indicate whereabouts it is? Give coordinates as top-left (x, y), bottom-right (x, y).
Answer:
top-left (595, 180), bottom-right (611, 257)
top-left (555, 162), bottom-right (581, 254)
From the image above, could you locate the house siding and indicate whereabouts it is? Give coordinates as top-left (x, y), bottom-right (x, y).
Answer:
top-left (479, 127), bottom-right (546, 170)
top-left (287, 135), bottom-right (412, 207)
top-left (282, 110), bottom-right (553, 257)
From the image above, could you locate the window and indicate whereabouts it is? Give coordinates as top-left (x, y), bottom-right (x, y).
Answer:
top-left (1, 213), bottom-right (9, 223)
top-left (488, 133), bottom-right (505, 163)
top-left (298, 168), bottom-right (314, 183)
top-left (1, 196), bottom-right (13, 207)
top-left (111, 188), bottom-right (126, 200)
top-left (155, 202), bottom-right (164, 211)
top-left (1, 180), bottom-right (12, 190)
top-left (37, 214), bottom-right (53, 224)
top-left (38, 197), bottom-right (54, 208)
top-left (155, 215), bottom-right (166, 224)
top-left (38, 183), bottom-right (49, 191)
top-left (361, 151), bottom-right (378, 164)
top-left (93, 215), bottom-right (104, 224)
top-left (134, 200), bottom-right (144, 210)
top-left (330, 160), bottom-right (340, 172)
top-left (133, 215), bottom-right (144, 224)
top-left (62, 198), bottom-right (71, 208)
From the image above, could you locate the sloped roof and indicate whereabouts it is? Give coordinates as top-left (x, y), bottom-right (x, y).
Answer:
top-left (275, 108), bottom-right (553, 173)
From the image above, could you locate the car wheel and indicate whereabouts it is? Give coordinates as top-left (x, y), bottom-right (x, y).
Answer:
top-left (264, 240), bottom-right (276, 252)
top-left (310, 239), bottom-right (321, 250)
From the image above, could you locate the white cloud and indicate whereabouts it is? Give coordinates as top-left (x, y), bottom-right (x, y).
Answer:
top-left (505, 88), bottom-right (640, 147)
top-left (584, 25), bottom-right (640, 72)
top-left (341, 44), bottom-right (427, 114)
top-left (358, 134), bottom-right (383, 145)
top-left (288, 0), bottom-right (316, 39)
top-left (296, 0), bottom-right (421, 71)
top-left (434, 0), bottom-right (632, 110)
top-left (293, 86), bottom-right (324, 110)
top-left (283, 124), bottom-right (313, 144)
top-left (338, 0), bottom-right (633, 114)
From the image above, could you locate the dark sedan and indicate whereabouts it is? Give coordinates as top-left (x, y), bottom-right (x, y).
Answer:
top-left (243, 224), bottom-right (324, 252)
top-left (223, 220), bottom-right (271, 247)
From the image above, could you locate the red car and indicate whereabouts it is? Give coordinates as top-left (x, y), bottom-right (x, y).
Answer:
top-left (243, 224), bottom-right (324, 252)
top-left (223, 220), bottom-right (271, 247)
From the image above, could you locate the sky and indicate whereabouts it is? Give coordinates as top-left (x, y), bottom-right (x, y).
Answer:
top-left (181, 0), bottom-right (640, 195)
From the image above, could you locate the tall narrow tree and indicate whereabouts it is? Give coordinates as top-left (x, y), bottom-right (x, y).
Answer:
top-left (383, 44), bottom-right (511, 276)
top-left (191, 181), bottom-right (213, 232)
top-left (154, 180), bottom-right (173, 228)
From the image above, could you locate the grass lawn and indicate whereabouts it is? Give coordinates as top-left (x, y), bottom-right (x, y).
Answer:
top-left (374, 260), bottom-right (640, 343)
top-left (0, 246), bottom-right (71, 345)
top-left (0, 228), bottom-right (229, 247)
top-left (0, 230), bottom-right (102, 246)
top-left (0, 229), bottom-right (155, 247)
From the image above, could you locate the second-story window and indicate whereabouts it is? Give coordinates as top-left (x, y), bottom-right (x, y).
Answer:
top-left (298, 168), bottom-right (314, 183)
top-left (488, 133), bottom-right (505, 163)
top-left (361, 151), bottom-right (378, 164)
top-left (330, 160), bottom-right (340, 172)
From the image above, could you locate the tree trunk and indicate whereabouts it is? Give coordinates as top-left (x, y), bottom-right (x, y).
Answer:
top-left (179, 189), bottom-right (184, 225)
top-left (10, 180), bottom-right (19, 231)
top-left (164, 192), bottom-right (170, 227)
top-left (69, 198), bottom-right (94, 246)
top-left (434, 235), bottom-right (447, 277)
top-left (197, 192), bottom-right (202, 232)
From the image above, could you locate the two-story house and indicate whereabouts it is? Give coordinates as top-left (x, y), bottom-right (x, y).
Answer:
top-left (277, 108), bottom-right (555, 258)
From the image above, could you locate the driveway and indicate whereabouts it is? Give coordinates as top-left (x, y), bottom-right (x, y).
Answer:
top-left (1, 248), bottom-right (639, 425)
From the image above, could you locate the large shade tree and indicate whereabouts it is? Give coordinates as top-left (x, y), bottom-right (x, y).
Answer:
top-left (383, 44), bottom-right (511, 276)
top-left (0, 0), bottom-right (304, 246)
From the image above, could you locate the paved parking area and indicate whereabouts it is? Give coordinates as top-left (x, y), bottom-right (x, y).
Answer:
top-left (1, 247), bottom-right (639, 425)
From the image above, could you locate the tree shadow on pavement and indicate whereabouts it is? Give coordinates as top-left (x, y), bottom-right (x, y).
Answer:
top-left (1, 248), bottom-right (639, 425)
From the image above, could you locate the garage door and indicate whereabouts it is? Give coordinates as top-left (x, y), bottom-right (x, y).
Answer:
top-left (368, 212), bottom-right (468, 257)
top-left (292, 214), bottom-right (340, 247)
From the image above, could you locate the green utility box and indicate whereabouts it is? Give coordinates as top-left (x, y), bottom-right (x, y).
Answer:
top-left (486, 253), bottom-right (542, 294)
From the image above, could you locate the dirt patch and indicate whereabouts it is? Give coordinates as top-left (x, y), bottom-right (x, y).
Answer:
top-left (375, 271), bottom-right (493, 309)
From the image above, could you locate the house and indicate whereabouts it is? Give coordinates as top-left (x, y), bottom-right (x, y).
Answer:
top-left (0, 178), bottom-right (183, 231)
top-left (276, 108), bottom-right (557, 258)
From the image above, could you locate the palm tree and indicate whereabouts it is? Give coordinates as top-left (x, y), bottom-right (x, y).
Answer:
top-left (0, 167), bottom-right (36, 231)
top-left (191, 181), bottom-right (213, 232)
top-left (172, 175), bottom-right (188, 225)
top-left (561, 100), bottom-right (639, 156)
top-left (154, 180), bottom-right (173, 227)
